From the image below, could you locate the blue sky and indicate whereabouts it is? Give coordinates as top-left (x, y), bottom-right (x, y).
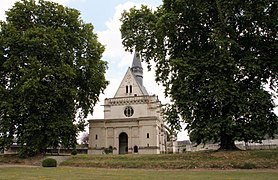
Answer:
top-left (66, 0), bottom-right (161, 31)
top-left (1, 0), bottom-right (188, 140)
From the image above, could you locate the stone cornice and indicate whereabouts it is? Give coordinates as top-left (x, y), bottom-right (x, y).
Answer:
top-left (88, 116), bottom-right (160, 124)
top-left (104, 95), bottom-right (160, 106)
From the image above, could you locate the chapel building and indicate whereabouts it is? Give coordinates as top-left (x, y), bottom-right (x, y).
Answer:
top-left (88, 52), bottom-right (168, 154)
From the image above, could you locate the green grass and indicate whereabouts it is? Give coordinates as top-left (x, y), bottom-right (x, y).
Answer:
top-left (0, 154), bottom-right (42, 166)
top-left (1, 150), bottom-right (278, 179)
top-left (0, 167), bottom-right (278, 180)
top-left (1, 149), bottom-right (278, 170)
top-left (60, 149), bottom-right (278, 169)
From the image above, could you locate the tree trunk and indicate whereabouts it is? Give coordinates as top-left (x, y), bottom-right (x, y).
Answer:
top-left (219, 134), bottom-right (240, 150)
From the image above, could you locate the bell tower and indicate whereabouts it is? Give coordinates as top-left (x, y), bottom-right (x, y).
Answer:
top-left (131, 52), bottom-right (143, 86)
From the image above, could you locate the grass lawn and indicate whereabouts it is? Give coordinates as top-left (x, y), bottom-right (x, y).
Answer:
top-left (61, 150), bottom-right (278, 169)
top-left (1, 150), bottom-right (278, 179)
top-left (0, 167), bottom-right (278, 180)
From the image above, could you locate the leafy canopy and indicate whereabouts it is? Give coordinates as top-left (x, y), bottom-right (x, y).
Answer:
top-left (0, 0), bottom-right (108, 157)
top-left (120, 0), bottom-right (278, 149)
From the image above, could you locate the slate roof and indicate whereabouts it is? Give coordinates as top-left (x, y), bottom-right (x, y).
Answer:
top-left (132, 52), bottom-right (142, 68)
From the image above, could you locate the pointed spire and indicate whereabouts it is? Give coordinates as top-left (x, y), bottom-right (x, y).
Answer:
top-left (132, 51), bottom-right (142, 68)
top-left (131, 51), bottom-right (143, 86)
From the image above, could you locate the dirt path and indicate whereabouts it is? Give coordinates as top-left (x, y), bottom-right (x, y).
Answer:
top-left (0, 164), bottom-right (38, 168)
top-left (0, 155), bottom-right (71, 167)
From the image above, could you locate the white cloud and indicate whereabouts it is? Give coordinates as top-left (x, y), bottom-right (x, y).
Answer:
top-left (97, 1), bottom-right (158, 68)
top-left (96, 2), bottom-right (137, 67)
top-left (0, 0), bottom-right (15, 21)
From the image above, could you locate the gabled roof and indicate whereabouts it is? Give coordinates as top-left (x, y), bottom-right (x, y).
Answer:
top-left (114, 68), bottom-right (148, 98)
top-left (131, 68), bottom-right (148, 95)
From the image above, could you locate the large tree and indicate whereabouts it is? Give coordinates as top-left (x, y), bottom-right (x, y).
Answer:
top-left (120, 0), bottom-right (278, 149)
top-left (0, 0), bottom-right (108, 157)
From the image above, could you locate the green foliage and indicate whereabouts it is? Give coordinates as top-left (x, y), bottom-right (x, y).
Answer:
top-left (71, 149), bottom-right (77, 155)
top-left (237, 162), bottom-right (257, 169)
top-left (104, 146), bottom-right (113, 154)
top-left (0, 0), bottom-right (108, 157)
top-left (18, 146), bottom-right (38, 159)
top-left (42, 158), bottom-right (57, 167)
top-left (120, 0), bottom-right (278, 149)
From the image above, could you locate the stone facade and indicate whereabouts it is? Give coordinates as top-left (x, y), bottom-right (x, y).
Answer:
top-left (88, 53), bottom-right (167, 154)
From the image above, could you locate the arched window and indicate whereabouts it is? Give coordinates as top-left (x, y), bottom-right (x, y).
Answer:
top-left (147, 133), bottom-right (149, 138)
top-left (134, 145), bottom-right (138, 153)
top-left (95, 134), bottom-right (98, 140)
top-left (130, 85), bottom-right (132, 93)
top-left (126, 86), bottom-right (128, 93)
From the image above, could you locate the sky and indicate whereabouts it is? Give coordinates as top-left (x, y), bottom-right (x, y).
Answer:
top-left (0, 0), bottom-right (188, 140)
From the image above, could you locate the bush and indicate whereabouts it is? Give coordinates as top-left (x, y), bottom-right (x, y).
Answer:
top-left (18, 147), bottom-right (37, 158)
top-left (232, 162), bottom-right (256, 169)
top-left (71, 149), bottom-right (77, 155)
top-left (42, 158), bottom-right (57, 167)
top-left (241, 162), bottom-right (256, 169)
top-left (104, 146), bottom-right (113, 154)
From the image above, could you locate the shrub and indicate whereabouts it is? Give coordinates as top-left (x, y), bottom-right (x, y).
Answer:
top-left (18, 147), bottom-right (37, 158)
top-left (232, 162), bottom-right (256, 169)
top-left (241, 162), bottom-right (256, 169)
top-left (104, 146), bottom-right (113, 154)
top-left (71, 149), bottom-right (77, 155)
top-left (42, 158), bottom-right (57, 167)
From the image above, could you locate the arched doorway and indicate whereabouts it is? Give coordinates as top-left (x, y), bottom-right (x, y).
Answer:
top-left (119, 132), bottom-right (128, 154)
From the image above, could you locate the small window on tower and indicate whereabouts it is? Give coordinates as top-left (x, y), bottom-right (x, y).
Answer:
top-left (130, 85), bottom-right (132, 93)
top-left (147, 133), bottom-right (149, 138)
top-left (95, 134), bottom-right (98, 140)
top-left (126, 86), bottom-right (128, 93)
